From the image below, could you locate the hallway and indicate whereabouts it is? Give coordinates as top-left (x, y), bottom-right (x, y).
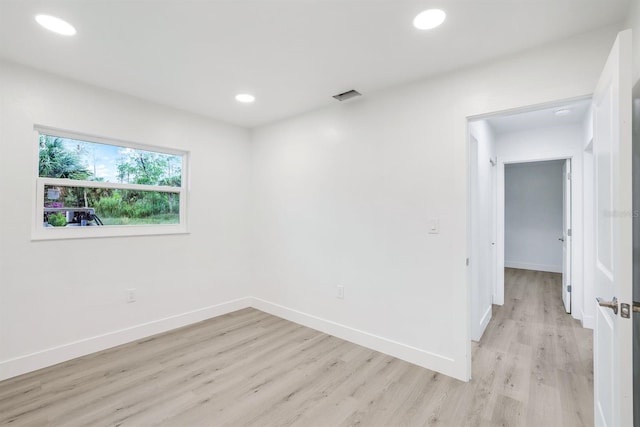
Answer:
top-left (471, 268), bottom-right (594, 426)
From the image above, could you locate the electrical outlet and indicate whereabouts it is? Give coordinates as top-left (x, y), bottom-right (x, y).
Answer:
top-left (337, 285), bottom-right (344, 299)
top-left (126, 288), bottom-right (136, 303)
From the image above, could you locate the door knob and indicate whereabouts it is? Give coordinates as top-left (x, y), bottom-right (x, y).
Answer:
top-left (597, 297), bottom-right (618, 315)
top-left (558, 237), bottom-right (564, 242)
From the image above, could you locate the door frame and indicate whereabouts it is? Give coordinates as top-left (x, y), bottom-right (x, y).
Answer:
top-left (562, 158), bottom-right (573, 314)
top-left (497, 156), bottom-right (573, 307)
top-left (467, 95), bottom-right (590, 321)
top-left (467, 128), bottom-right (497, 343)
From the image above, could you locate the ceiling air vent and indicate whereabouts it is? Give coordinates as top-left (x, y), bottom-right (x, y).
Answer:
top-left (333, 89), bottom-right (361, 102)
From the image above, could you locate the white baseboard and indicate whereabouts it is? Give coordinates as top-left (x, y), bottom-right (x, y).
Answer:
top-left (1, 296), bottom-right (466, 383)
top-left (581, 312), bottom-right (595, 330)
top-left (0, 297), bottom-right (252, 382)
top-left (504, 261), bottom-right (562, 273)
top-left (479, 305), bottom-right (492, 339)
top-left (248, 297), bottom-right (463, 381)
top-left (471, 305), bottom-right (492, 342)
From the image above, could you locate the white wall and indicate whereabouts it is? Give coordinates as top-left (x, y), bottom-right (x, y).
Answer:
top-left (495, 124), bottom-right (587, 324)
top-left (468, 120), bottom-right (495, 341)
top-left (0, 61), bottom-right (253, 380)
top-left (250, 26), bottom-right (618, 381)
top-left (0, 23), bottom-right (622, 383)
top-left (504, 160), bottom-right (564, 273)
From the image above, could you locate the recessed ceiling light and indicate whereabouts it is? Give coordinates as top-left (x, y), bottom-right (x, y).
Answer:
top-left (235, 93), bottom-right (255, 103)
top-left (35, 14), bottom-right (76, 36)
top-left (554, 108), bottom-right (571, 117)
top-left (413, 9), bottom-right (446, 30)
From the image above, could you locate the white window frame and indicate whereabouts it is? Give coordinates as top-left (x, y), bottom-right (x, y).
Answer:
top-left (32, 125), bottom-right (189, 240)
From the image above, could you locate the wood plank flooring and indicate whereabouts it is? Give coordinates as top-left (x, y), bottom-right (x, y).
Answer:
top-left (0, 268), bottom-right (593, 426)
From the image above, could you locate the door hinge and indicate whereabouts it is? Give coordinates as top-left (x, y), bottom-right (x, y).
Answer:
top-left (567, 228), bottom-right (572, 237)
top-left (567, 172), bottom-right (572, 181)
top-left (466, 258), bottom-right (470, 266)
top-left (567, 285), bottom-right (571, 293)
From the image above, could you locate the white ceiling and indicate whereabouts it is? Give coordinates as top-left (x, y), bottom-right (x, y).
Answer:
top-left (0, 0), bottom-right (630, 128)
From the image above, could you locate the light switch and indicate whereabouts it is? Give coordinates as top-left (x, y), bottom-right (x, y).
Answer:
top-left (428, 219), bottom-right (439, 234)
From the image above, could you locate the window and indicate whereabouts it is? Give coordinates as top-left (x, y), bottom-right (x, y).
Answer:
top-left (33, 126), bottom-right (188, 240)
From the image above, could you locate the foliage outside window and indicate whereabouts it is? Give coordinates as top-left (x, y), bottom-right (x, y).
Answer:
top-left (34, 126), bottom-right (188, 239)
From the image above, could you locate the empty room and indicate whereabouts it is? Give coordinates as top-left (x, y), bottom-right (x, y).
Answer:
top-left (0, 1), bottom-right (638, 426)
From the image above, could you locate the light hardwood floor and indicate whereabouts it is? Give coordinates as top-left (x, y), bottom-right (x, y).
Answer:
top-left (0, 268), bottom-right (593, 426)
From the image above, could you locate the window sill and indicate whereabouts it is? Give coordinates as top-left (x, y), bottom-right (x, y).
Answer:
top-left (31, 224), bottom-right (190, 241)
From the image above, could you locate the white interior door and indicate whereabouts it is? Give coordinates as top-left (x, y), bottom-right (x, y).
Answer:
top-left (593, 29), bottom-right (633, 427)
top-left (562, 159), bottom-right (572, 313)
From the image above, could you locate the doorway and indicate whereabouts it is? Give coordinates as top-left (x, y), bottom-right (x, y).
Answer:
top-left (467, 30), bottom-right (634, 425)
top-left (468, 97), bottom-right (591, 333)
top-left (503, 159), bottom-right (571, 312)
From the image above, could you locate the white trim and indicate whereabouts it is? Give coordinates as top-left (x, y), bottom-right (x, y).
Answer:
top-left (496, 156), bottom-right (505, 305)
top-left (504, 261), bottom-right (563, 273)
top-left (0, 297), bottom-right (253, 381)
top-left (34, 124), bottom-right (186, 157)
top-left (249, 297), bottom-right (463, 381)
top-left (465, 127), bottom-right (475, 379)
top-left (477, 305), bottom-right (492, 341)
top-left (502, 156), bottom-right (573, 165)
top-left (39, 177), bottom-right (181, 193)
top-left (582, 312), bottom-right (595, 329)
top-left (0, 296), bottom-right (466, 383)
top-left (466, 95), bottom-right (592, 122)
top-left (32, 223), bottom-right (189, 241)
